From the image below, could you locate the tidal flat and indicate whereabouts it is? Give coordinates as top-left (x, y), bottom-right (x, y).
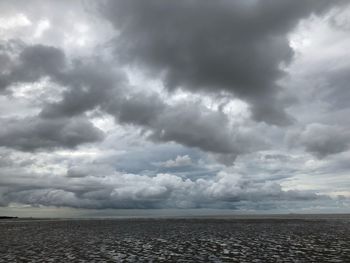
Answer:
top-left (1, 216), bottom-right (350, 262)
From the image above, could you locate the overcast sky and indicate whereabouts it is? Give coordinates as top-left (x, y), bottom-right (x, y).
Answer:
top-left (0, 0), bottom-right (350, 216)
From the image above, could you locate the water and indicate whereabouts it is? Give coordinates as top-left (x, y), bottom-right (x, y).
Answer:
top-left (1, 216), bottom-right (350, 262)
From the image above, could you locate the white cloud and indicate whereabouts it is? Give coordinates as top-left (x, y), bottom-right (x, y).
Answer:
top-left (159, 155), bottom-right (193, 168)
top-left (0, 13), bottom-right (31, 30)
top-left (34, 19), bottom-right (50, 38)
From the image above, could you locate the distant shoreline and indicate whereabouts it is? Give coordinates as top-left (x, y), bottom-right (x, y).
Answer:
top-left (0, 216), bottom-right (18, 220)
top-left (0, 213), bottom-right (350, 222)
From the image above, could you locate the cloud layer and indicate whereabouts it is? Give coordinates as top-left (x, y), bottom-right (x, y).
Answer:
top-left (0, 42), bottom-right (264, 162)
top-left (0, 0), bottom-right (349, 213)
top-left (102, 0), bottom-right (344, 125)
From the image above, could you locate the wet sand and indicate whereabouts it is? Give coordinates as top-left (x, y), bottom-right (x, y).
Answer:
top-left (1, 216), bottom-right (350, 262)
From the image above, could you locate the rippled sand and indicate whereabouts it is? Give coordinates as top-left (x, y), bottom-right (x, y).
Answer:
top-left (1, 217), bottom-right (350, 262)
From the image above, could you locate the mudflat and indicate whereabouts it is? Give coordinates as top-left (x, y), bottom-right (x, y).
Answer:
top-left (1, 216), bottom-right (350, 262)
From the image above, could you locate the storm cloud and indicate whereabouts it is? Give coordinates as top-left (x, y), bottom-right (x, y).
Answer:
top-left (102, 0), bottom-right (344, 125)
top-left (0, 116), bottom-right (104, 151)
top-left (0, 0), bottom-right (349, 213)
top-left (292, 123), bottom-right (350, 158)
top-left (0, 42), bottom-right (263, 160)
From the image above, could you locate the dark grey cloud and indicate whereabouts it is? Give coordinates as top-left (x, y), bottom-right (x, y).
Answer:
top-left (0, 43), bottom-right (110, 151)
top-left (0, 116), bottom-right (104, 151)
top-left (39, 63), bottom-right (123, 118)
top-left (325, 66), bottom-right (350, 109)
top-left (0, 42), bottom-right (123, 117)
top-left (0, 42), bottom-right (267, 161)
top-left (264, 154), bottom-right (290, 161)
top-left (107, 93), bottom-right (166, 127)
top-left (0, 42), bottom-right (65, 90)
top-left (16, 44), bottom-right (65, 80)
top-left (0, 53), bottom-right (12, 89)
top-left (101, 0), bottom-right (343, 125)
top-left (106, 97), bottom-right (266, 164)
top-left (291, 123), bottom-right (350, 158)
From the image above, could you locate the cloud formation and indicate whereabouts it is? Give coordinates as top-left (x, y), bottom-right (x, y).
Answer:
top-left (102, 0), bottom-right (343, 125)
top-left (0, 42), bottom-right (264, 161)
top-left (292, 123), bottom-right (350, 158)
top-left (0, 0), bottom-right (349, 213)
top-left (0, 116), bottom-right (104, 151)
top-left (0, 42), bottom-right (65, 91)
top-left (0, 165), bottom-right (329, 209)
top-left (160, 155), bottom-right (193, 168)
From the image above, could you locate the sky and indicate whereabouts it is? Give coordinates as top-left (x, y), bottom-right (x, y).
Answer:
top-left (0, 0), bottom-right (350, 217)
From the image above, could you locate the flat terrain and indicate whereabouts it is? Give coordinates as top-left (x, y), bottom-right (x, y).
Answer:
top-left (1, 216), bottom-right (350, 262)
